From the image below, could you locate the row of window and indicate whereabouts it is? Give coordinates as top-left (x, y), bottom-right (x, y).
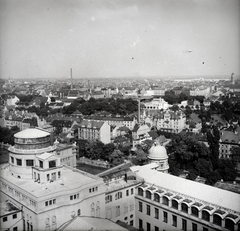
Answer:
top-left (10, 157), bottom-right (34, 166)
top-left (2, 213), bottom-right (18, 222)
top-left (139, 217), bottom-right (207, 231)
top-left (105, 188), bottom-right (134, 203)
top-left (70, 193), bottom-right (79, 200)
top-left (45, 199), bottom-right (56, 207)
top-left (138, 188), bottom-right (219, 221)
top-left (89, 187), bottom-right (98, 193)
top-left (138, 201), bottom-right (236, 231)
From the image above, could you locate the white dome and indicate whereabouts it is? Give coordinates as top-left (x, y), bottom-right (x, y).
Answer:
top-left (148, 144), bottom-right (168, 160)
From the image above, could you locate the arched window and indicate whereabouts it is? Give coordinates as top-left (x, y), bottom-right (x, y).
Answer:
top-left (225, 218), bottom-right (235, 231)
top-left (96, 201), bottom-right (100, 218)
top-left (171, 200), bottom-right (178, 209)
top-left (162, 196), bottom-right (169, 206)
top-left (52, 216), bottom-right (57, 230)
top-left (202, 210), bottom-right (210, 221)
top-left (146, 190), bottom-right (152, 200)
top-left (77, 209), bottom-right (81, 216)
top-left (138, 188), bottom-right (144, 196)
top-left (181, 203), bottom-right (188, 213)
top-left (91, 203), bottom-right (95, 217)
top-left (191, 207), bottom-right (199, 217)
top-left (154, 193), bottom-right (160, 202)
top-left (213, 214), bottom-right (222, 226)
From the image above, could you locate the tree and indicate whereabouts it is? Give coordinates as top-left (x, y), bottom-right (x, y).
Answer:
top-left (108, 149), bottom-right (125, 166)
top-left (131, 149), bottom-right (148, 166)
top-left (207, 126), bottom-right (220, 170)
top-left (217, 159), bottom-right (237, 182)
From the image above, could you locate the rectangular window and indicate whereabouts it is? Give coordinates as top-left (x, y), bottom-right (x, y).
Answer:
top-left (3, 217), bottom-right (7, 222)
top-left (11, 156), bottom-right (14, 163)
top-left (139, 219), bottom-right (143, 230)
top-left (172, 215), bottom-right (177, 227)
top-left (192, 223), bottom-right (197, 231)
top-left (13, 227), bottom-right (18, 231)
top-left (163, 211), bottom-right (168, 223)
top-left (16, 158), bottom-right (22, 166)
top-left (39, 160), bottom-right (43, 168)
top-left (49, 160), bottom-right (56, 168)
top-left (130, 220), bottom-right (133, 226)
top-left (131, 188), bottom-right (134, 194)
top-left (203, 227), bottom-right (208, 231)
top-left (146, 204), bottom-right (151, 216)
top-left (26, 160), bottom-right (34, 166)
top-left (155, 226), bottom-right (159, 231)
top-left (147, 222), bottom-right (151, 231)
top-left (47, 174), bottom-right (50, 181)
top-left (13, 214), bottom-right (17, 219)
top-left (182, 219), bottom-right (187, 231)
top-left (155, 208), bottom-right (159, 219)
top-left (139, 201), bottom-right (142, 212)
top-left (70, 195), bottom-right (73, 200)
top-left (58, 171), bottom-right (61, 178)
top-left (126, 190), bottom-right (129, 196)
top-left (45, 201), bottom-right (48, 206)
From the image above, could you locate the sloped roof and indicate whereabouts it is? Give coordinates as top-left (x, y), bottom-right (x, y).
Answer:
top-left (57, 216), bottom-right (129, 231)
top-left (80, 120), bottom-right (104, 129)
top-left (221, 130), bottom-right (240, 143)
top-left (37, 152), bottom-right (56, 160)
top-left (133, 166), bottom-right (240, 212)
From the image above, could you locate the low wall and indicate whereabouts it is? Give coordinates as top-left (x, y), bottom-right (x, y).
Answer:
top-left (78, 157), bottom-right (112, 168)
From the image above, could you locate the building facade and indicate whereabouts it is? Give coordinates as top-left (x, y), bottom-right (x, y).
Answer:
top-left (1, 127), bottom-right (106, 231)
top-left (132, 165), bottom-right (240, 231)
top-left (154, 109), bottom-right (186, 133)
top-left (144, 98), bottom-right (170, 110)
top-left (78, 120), bottom-right (111, 144)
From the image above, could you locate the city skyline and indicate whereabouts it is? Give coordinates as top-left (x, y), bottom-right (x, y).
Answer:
top-left (0, 0), bottom-right (239, 79)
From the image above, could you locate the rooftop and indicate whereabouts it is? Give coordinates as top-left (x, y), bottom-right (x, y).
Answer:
top-left (57, 216), bottom-right (129, 231)
top-left (14, 128), bottom-right (50, 139)
top-left (132, 165), bottom-right (240, 213)
top-left (0, 165), bottom-right (103, 198)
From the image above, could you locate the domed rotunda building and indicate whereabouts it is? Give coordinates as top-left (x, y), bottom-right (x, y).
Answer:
top-left (148, 141), bottom-right (169, 173)
top-left (8, 127), bottom-right (57, 179)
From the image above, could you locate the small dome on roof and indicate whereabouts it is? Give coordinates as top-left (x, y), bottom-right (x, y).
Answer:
top-left (14, 128), bottom-right (50, 139)
top-left (148, 142), bottom-right (168, 160)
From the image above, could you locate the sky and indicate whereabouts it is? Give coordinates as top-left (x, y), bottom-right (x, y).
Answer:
top-left (0, 0), bottom-right (239, 79)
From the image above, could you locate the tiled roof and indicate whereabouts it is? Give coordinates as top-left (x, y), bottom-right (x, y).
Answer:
top-left (80, 120), bottom-right (104, 129)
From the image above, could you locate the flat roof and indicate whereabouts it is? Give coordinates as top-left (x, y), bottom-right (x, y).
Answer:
top-left (1, 165), bottom-right (102, 198)
top-left (132, 165), bottom-right (240, 212)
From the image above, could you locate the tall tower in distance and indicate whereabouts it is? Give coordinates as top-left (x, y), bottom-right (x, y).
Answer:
top-left (231, 72), bottom-right (235, 85)
top-left (70, 68), bottom-right (73, 89)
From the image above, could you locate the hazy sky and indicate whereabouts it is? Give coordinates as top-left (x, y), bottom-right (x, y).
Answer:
top-left (0, 0), bottom-right (239, 79)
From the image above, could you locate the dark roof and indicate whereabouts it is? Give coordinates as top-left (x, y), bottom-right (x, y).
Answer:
top-left (51, 119), bottom-right (73, 128)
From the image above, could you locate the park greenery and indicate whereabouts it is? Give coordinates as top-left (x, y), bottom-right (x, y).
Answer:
top-left (3, 92), bottom-right (240, 185)
top-left (0, 126), bottom-right (20, 145)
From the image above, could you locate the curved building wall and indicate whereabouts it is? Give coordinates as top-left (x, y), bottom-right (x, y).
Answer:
top-left (8, 132), bottom-right (56, 179)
